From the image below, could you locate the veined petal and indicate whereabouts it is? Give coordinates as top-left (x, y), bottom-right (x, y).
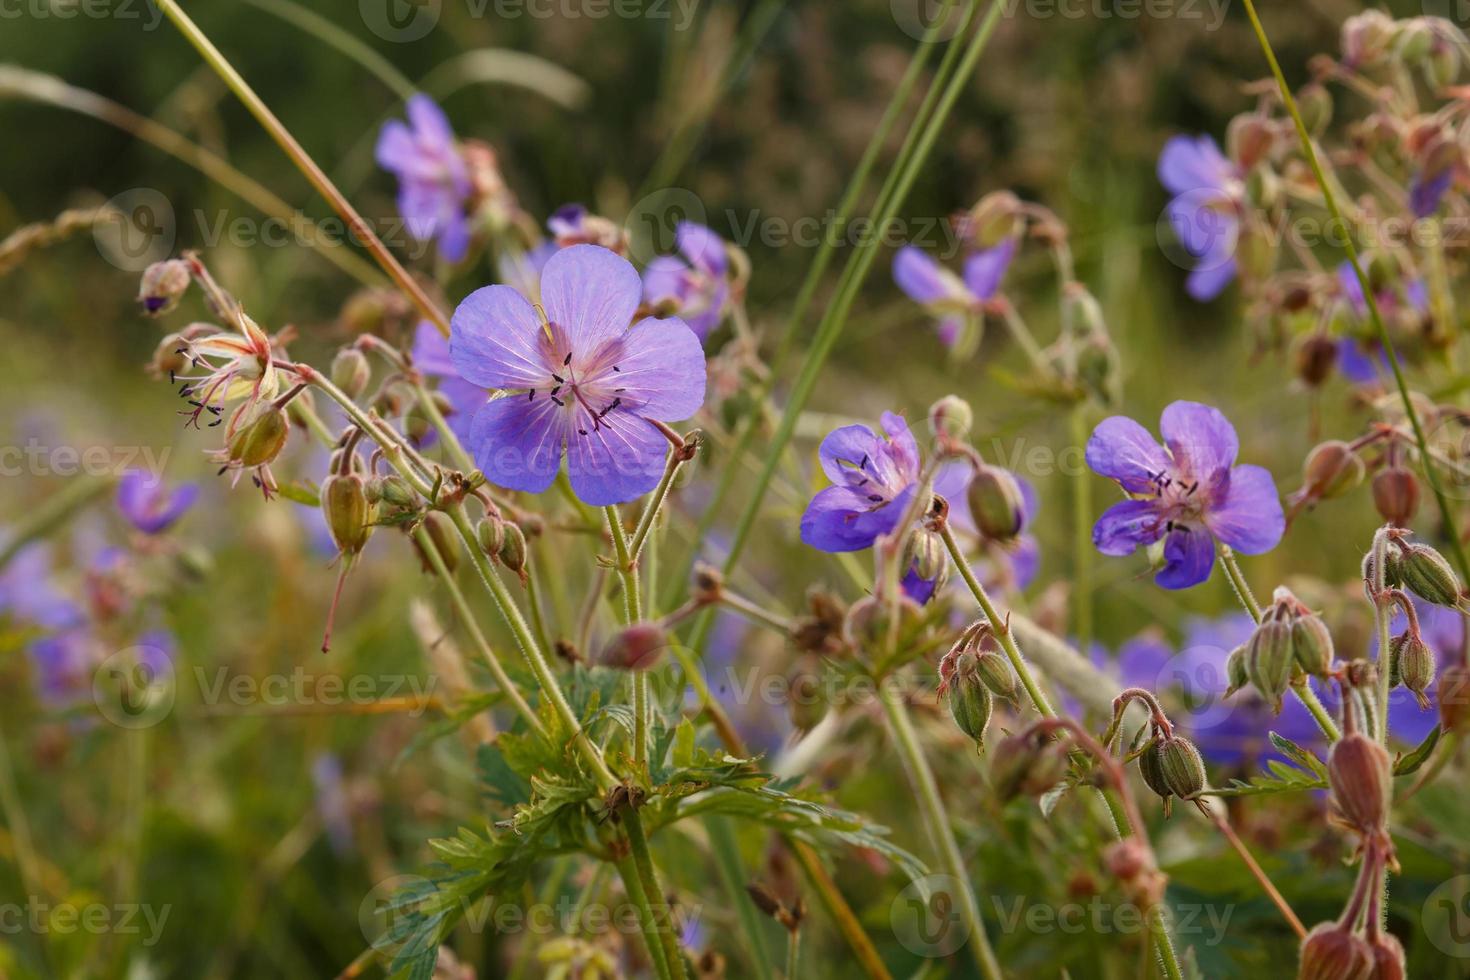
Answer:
top-left (450, 284), bottom-right (550, 390)
top-left (466, 394), bottom-right (568, 495)
top-left (800, 486), bottom-right (881, 552)
top-left (1204, 464), bottom-right (1284, 555)
top-left (1160, 401), bottom-right (1238, 480)
top-left (879, 412), bottom-right (920, 481)
top-left (817, 424), bottom-right (885, 487)
top-left (1093, 498), bottom-right (1164, 556)
top-left (1086, 416), bottom-right (1170, 493)
top-left (587, 315), bottom-right (706, 421)
top-left (1156, 526), bottom-right (1215, 589)
top-left (565, 409), bottom-right (668, 505)
top-left (541, 244), bottom-right (642, 353)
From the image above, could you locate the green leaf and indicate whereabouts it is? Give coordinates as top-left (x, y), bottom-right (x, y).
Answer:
top-left (1268, 731), bottom-right (1328, 779)
top-left (1393, 724), bottom-right (1442, 776)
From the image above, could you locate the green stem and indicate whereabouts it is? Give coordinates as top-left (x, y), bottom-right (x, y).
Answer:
top-left (879, 684), bottom-right (1003, 980)
top-left (1217, 546), bottom-right (1263, 622)
top-left (1238, 0), bottom-right (1470, 585)
top-left (939, 520), bottom-right (1054, 716)
top-left (624, 807), bottom-right (688, 980)
top-left (785, 927), bottom-right (801, 980)
top-left (629, 450), bottom-right (684, 562)
top-left (605, 505), bottom-right (649, 775)
top-left (613, 852), bottom-right (674, 980)
top-left (707, 817), bottom-right (775, 980)
top-left (1371, 530), bottom-right (1393, 746)
top-left (1150, 907), bottom-right (1185, 980)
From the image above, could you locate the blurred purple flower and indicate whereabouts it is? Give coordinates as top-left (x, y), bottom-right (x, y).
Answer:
top-left (376, 94), bottom-right (473, 262)
top-left (1410, 167), bottom-right (1452, 219)
top-left (412, 321), bottom-right (489, 444)
top-left (116, 470), bottom-right (198, 535)
top-left (0, 538), bottom-right (82, 630)
top-left (450, 245), bottom-right (706, 505)
top-left (1159, 135), bottom-right (1241, 301)
top-left (1335, 262), bottom-right (1429, 386)
top-left (497, 241), bottom-right (557, 303)
top-left (892, 239), bottom-right (1014, 346)
top-left (1088, 401), bottom-right (1284, 589)
top-left (642, 222), bottom-right (730, 342)
top-left (27, 626), bottom-right (94, 706)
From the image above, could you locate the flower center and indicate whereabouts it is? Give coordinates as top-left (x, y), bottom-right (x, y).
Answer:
top-left (527, 342), bottom-right (628, 437)
top-left (1149, 469), bottom-right (1210, 525)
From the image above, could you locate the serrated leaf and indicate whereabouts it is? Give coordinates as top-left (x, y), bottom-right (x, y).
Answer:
top-left (1268, 731), bottom-right (1328, 779)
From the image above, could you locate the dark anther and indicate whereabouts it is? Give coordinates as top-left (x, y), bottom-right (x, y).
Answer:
top-left (867, 493), bottom-right (884, 503)
top-left (528, 389), bottom-right (536, 401)
top-left (552, 373), bottom-right (564, 383)
top-left (563, 352), bottom-right (573, 366)
top-left (550, 395), bottom-right (566, 407)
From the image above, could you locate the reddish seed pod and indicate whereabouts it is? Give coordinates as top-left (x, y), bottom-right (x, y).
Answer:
top-left (1367, 932), bottom-right (1406, 980)
top-left (1293, 335), bottom-right (1338, 387)
top-left (598, 622), bottom-right (669, 671)
top-left (1371, 467), bottom-right (1420, 526)
top-left (1326, 732), bottom-right (1392, 833)
top-left (1297, 921), bottom-right (1373, 980)
top-left (1301, 441), bottom-right (1364, 499)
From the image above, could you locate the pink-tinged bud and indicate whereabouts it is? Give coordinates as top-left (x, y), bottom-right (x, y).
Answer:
top-left (1293, 335), bottom-right (1339, 388)
top-left (598, 622), bottom-right (669, 671)
top-left (946, 651), bottom-right (994, 747)
top-left (1397, 542), bottom-right (1462, 607)
top-left (1103, 839), bottom-right (1150, 882)
top-left (1292, 611), bottom-right (1335, 679)
top-left (1246, 615), bottom-right (1295, 712)
top-left (228, 405), bottom-right (290, 468)
top-left (966, 191), bottom-right (1022, 248)
top-left (1371, 468), bottom-right (1420, 527)
top-left (1341, 10), bottom-right (1396, 68)
top-left (1389, 632), bottom-right (1435, 708)
top-left (321, 473), bottom-right (373, 555)
top-left (1298, 921), bottom-right (1374, 980)
top-left (1438, 663), bottom-right (1470, 734)
top-left (966, 465), bottom-right (1027, 541)
top-left (330, 348), bottom-right (371, 399)
top-left (1302, 441), bottom-right (1364, 499)
top-left (1327, 733), bottom-right (1392, 833)
top-left (138, 258), bottom-right (191, 316)
top-left (1158, 734), bottom-right (1206, 801)
top-left (1367, 932), bottom-right (1406, 980)
top-left (1227, 114), bottom-right (1275, 170)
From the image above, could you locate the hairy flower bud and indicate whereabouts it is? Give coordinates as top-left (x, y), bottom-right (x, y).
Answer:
top-left (1397, 542), bottom-right (1463, 607)
top-left (1297, 83), bottom-right (1333, 136)
top-left (904, 529), bottom-right (948, 583)
top-left (497, 521), bottom-right (528, 575)
top-left (928, 395), bottom-right (973, 443)
top-left (1390, 632), bottom-right (1435, 708)
top-left (1327, 732), bottom-right (1392, 833)
top-left (991, 731), bottom-right (1069, 802)
top-left (598, 622), bottom-right (668, 671)
top-left (330, 348), bottom-right (371, 399)
top-left (966, 465), bottom-right (1026, 541)
top-left (476, 516), bottom-right (505, 557)
top-left (138, 258), bottom-right (191, 316)
top-left (1227, 113), bottom-right (1274, 171)
top-left (1341, 10), bottom-right (1396, 68)
top-left (841, 594), bottom-right (921, 653)
top-left (1302, 441), bottom-right (1364, 499)
top-left (966, 191), bottom-right (1022, 248)
top-left (321, 473), bottom-right (372, 555)
top-left (1291, 611), bottom-right (1335, 679)
top-left (1371, 468), bottom-right (1420, 526)
top-left (1298, 921), bottom-right (1374, 980)
top-left (228, 405), bottom-right (290, 468)
top-left (946, 652), bottom-right (994, 747)
top-left (367, 474), bottom-right (415, 509)
top-left (1246, 615), bottom-right (1295, 712)
top-left (1368, 931), bottom-right (1406, 980)
top-left (1437, 663), bottom-right (1470, 734)
top-left (1138, 741), bottom-right (1173, 804)
top-left (1158, 734), bottom-right (1206, 801)
top-left (974, 645), bottom-right (1019, 703)
top-left (1225, 645), bottom-right (1249, 697)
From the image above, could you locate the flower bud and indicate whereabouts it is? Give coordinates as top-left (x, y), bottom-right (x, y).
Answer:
top-left (1397, 542), bottom-right (1463, 607)
top-left (1246, 615), bottom-right (1295, 711)
top-left (1103, 838), bottom-right (1150, 883)
top-left (1390, 632), bottom-right (1435, 708)
top-left (415, 512), bottom-right (459, 574)
top-left (946, 652), bottom-right (995, 747)
top-left (228, 405), bottom-right (290, 468)
top-left (1138, 741), bottom-right (1173, 803)
top-left (1297, 84), bottom-right (1333, 136)
top-left (1327, 732), bottom-right (1392, 833)
top-left (1341, 10), bottom-right (1395, 68)
top-left (598, 622), bottom-right (668, 671)
top-left (966, 191), bottom-right (1022, 248)
top-left (1371, 467), bottom-right (1420, 526)
top-left (1302, 441), bottom-right (1364, 499)
top-left (151, 332), bottom-right (190, 378)
top-left (1298, 921), bottom-right (1374, 980)
top-left (841, 594), bottom-right (920, 652)
top-left (991, 731), bottom-right (1069, 802)
top-left (1439, 662), bottom-right (1470, 733)
top-left (497, 521), bottom-right (528, 575)
top-left (1227, 114), bottom-right (1275, 171)
top-left (367, 474), bottom-right (415, 509)
top-left (974, 646), bottom-right (1019, 703)
top-left (1225, 645), bottom-right (1249, 697)
top-left (138, 259), bottom-right (191, 316)
top-left (1368, 932), bottom-right (1406, 980)
top-left (1427, 33), bottom-right (1461, 89)
top-left (966, 465), bottom-right (1026, 541)
top-left (476, 516), bottom-right (505, 557)
top-left (1393, 18), bottom-right (1435, 65)
top-left (928, 395), bottom-right (972, 443)
top-left (1293, 335), bottom-right (1338, 388)
top-left (1158, 734), bottom-right (1206, 801)
top-left (321, 473), bottom-right (373, 555)
top-left (1361, 548), bottom-right (1404, 593)
top-left (330, 348), bottom-right (371, 399)
top-left (903, 529), bottom-right (947, 583)
top-left (1291, 611), bottom-right (1335, 679)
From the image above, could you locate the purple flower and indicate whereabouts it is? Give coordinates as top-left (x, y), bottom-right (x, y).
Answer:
top-left (799, 412), bottom-right (930, 553)
top-left (1087, 401), bottom-right (1285, 589)
top-left (412, 321), bottom-right (490, 444)
top-left (892, 239), bottom-right (1014, 346)
top-left (449, 245), bottom-right (706, 505)
top-left (0, 538), bottom-right (82, 630)
top-left (546, 203), bottom-right (627, 252)
top-left (116, 470), bottom-right (198, 535)
top-left (1410, 167), bottom-right (1453, 219)
top-left (28, 627), bottom-right (95, 706)
top-left (1158, 135), bottom-right (1241, 301)
top-left (376, 95), bottom-right (473, 263)
top-left (497, 240), bottom-right (557, 303)
top-left (642, 222), bottom-right (730, 342)
top-left (1335, 262), bottom-right (1429, 385)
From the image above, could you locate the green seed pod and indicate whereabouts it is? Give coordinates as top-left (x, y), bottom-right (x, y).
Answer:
top-left (928, 395), bottom-right (972, 443)
top-left (1296, 83), bottom-right (1333, 137)
top-left (1297, 921), bottom-right (1374, 980)
top-left (974, 647), bottom-right (1019, 703)
top-left (1158, 735), bottom-right (1206, 800)
top-left (991, 731), bottom-right (1068, 802)
top-left (1291, 612), bottom-right (1335, 679)
top-left (1398, 543), bottom-right (1462, 607)
top-left (1327, 732), bottom-right (1392, 833)
top-left (497, 521), bottom-right (528, 575)
top-left (1392, 632), bottom-right (1436, 709)
top-left (330, 348), bottom-right (371, 398)
top-left (1224, 645), bottom-right (1249, 698)
top-left (1427, 39), bottom-right (1461, 90)
top-left (228, 406), bottom-right (290, 467)
top-left (372, 475), bottom-right (416, 509)
top-left (476, 516), bottom-right (505, 557)
top-left (1246, 617), bottom-right (1295, 712)
top-left (1138, 742), bottom-right (1172, 803)
top-left (320, 473), bottom-right (372, 555)
top-left (966, 465), bottom-right (1026, 541)
top-left (947, 654), bottom-right (994, 747)
top-left (966, 190), bottom-right (1022, 248)
top-left (903, 529), bottom-right (948, 582)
